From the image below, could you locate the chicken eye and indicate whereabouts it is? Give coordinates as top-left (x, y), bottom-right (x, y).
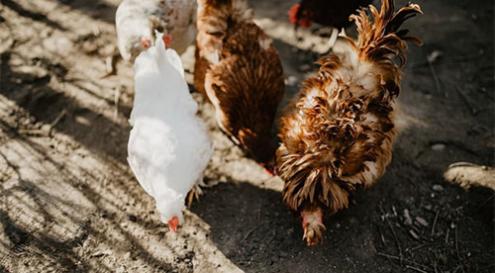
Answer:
top-left (155, 25), bottom-right (164, 32)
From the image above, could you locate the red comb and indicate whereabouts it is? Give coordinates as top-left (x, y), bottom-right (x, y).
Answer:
top-left (163, 34), bottom-right (173, 47)
top-left (288, 3), bottom-right (312, 28)
top-left (288, 3), bottom-right (301, 25)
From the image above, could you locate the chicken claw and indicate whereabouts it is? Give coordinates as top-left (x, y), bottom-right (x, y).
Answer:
top-left (186, 179), bottom-right (206, 207)
top-left (301, 207), bottom-right (326, 246)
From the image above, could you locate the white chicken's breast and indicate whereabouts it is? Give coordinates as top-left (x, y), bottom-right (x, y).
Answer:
top-left (127, 35), bottom-right (212, 226)
top-left (116, 0), bottom-right (197, 62)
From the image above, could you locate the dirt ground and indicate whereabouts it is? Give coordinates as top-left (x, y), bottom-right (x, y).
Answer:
top-left (0, 0), bottom-right (493, 272)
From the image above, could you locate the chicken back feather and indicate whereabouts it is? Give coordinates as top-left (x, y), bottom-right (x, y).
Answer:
top-left (194, 0), bottom-right (285, 166)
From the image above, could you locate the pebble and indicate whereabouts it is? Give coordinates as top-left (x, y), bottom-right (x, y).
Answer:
top-left (415, 216), bottom-right (429, 227)
top-left (409, 229), bottom-right (420, 240)
top-left (432, 184), bottom-right (444, 192)
top-left (427, 50), bottom-right (443, 64)
top-left (299, 64), bottom-right (312, 72)
top-left (42, 35), bottom-right (74, 56)
top-left (403, 209), bottom-right (413, 226)
top-left (431, 143), bottom-right (446, 151)
top-left (285, 75), bottom-right (298, 86)
top-left (75, 115), bottom-right (91, 126)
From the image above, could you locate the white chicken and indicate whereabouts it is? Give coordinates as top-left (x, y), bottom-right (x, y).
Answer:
top-left (127, 35), bottom-right (213, 231)
top-left (115, 0), bottom-right (197, 62)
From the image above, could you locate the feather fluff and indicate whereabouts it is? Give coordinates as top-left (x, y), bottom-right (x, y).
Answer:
top-left (128, 35), bottom-right (213, 225)
top-left (116, 0), bottom-right (197, 62)
top-left (277, 0), bottom-right (421, 245)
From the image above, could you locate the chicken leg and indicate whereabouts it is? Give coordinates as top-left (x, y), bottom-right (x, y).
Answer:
top-left (301, 206), bottom-right (326, 246)
top-left (186, 178), bottom-right (208, 207)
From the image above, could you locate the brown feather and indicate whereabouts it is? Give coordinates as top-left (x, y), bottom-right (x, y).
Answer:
top-left (194, 0), bottom-right (285, 163)
top-left (277, 0), bottom-right (421, 245)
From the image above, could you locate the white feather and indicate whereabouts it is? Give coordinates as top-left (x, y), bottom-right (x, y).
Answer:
top-left (128, 36), bottom-right (213, 225)
top-left (115, 0), bottom-right (197, 62)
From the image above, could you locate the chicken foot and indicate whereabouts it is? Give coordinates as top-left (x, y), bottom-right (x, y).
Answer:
top-left (301, 206), bottom-right (326, 246)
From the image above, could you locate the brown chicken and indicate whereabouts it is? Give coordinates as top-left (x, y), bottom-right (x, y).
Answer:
top-left (194, 0), bottom-right (285, 167)
top-left (276, 0), bottom-right (422, 246)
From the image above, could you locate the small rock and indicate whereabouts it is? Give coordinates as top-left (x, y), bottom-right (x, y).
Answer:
top-left (403, 209), bottom-right (413, 226)
top-left (40, 124), bottom-right (52, 132)
top-left (415, 216), bottom-right (429, 227)
top-left (299, 64), bottom-right (312, 72)
top-left (392, 206), bottom-right (398, 217)
top-left (427, 50), bottom-right (442, 64)
top-left (432, 184), bottom-right (444, 192)
top-left (431, 143), bottom-right (446, 151)
top-left (75, 115), bottom-right (91, 126)
top-left (43, 35), bottom-right (74, 56)
top-left (123, 252), bottom-right (131, 260)
top-left (409, 229), bottom-right (420, 240)
top-left (285, 75), bottom-right (298, 86)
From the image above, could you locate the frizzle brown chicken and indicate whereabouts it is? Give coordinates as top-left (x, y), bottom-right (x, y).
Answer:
top-left (277, 0), bottom-right (422, 246)
top-left (194, 0), bottom-right (285, 168)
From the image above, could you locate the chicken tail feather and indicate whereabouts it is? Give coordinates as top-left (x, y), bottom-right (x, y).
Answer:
top-left (350, 0), bottom-right (422, 66)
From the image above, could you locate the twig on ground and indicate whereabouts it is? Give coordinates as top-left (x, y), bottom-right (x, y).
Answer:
top-left (377, 252), bottom-right (432, 272)
top-left (114, 86), bottom-right (122, 118)
top-left (445, 228), bottom-right (450, 244)
top-left (406, 265), bottom-right (428, 273)
top-left (101, 54), bottom-right (118, 78)
top-left (48, 109), bottom-right (67, 135)
top-left (18, 109), bottom-right (66, 137)
top-left (379, 205), bottom-right (403, 265)
top-left (377, 225), bottom-right (387, 246)
top-left (455, 225), bottom-right (461, 261)
top-left (454, 86), bottom-right (478, 115)
top-left (427, 55), bottom-right (444, 97)
top-left (242, 226), bottom-right (258, 242)
top-left (431, 210), bottom-right (439, 236)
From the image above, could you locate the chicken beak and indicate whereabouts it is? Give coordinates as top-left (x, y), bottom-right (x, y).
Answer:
top-left (260, 163), bottom-right (275, 176)
top-left (163, 34), bottom-right (173, 48)
top-left (264, 167), bottom-right (275, 176)
top-left (140, 36), bottom-right (152, 49)
top-left (167, 216), bottom-right (179, 232)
